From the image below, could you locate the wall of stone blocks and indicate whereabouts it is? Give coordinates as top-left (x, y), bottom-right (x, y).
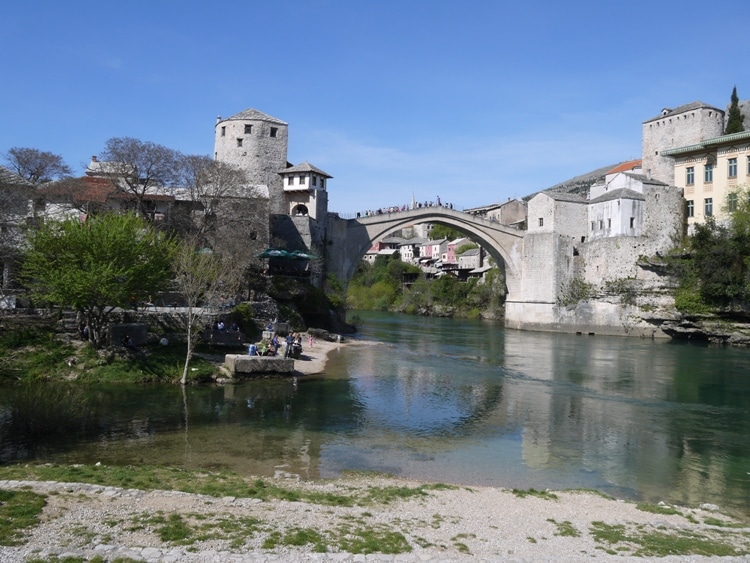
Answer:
top-left (642, 107), bottom-right (724, 185)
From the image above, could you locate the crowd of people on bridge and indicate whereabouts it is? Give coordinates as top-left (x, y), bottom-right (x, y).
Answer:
top-left (356, 197), bottom-right (455, 218)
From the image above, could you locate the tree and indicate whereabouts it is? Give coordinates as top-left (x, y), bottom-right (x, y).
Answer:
top-left (22, 213), bottom-right (176, 347)
top-left (171, 238), bottom-right (239, 385)
top-left (99, 137), bottom-right (182, 218)
top-left (725, 86), bottom-right (745, 135)
top-left (429, 224), bottom-right (463, 241)
top-left (175, 154), bottom-right (269, 297)
top-left (3, 147), bottom-right (72, 185)
top-left (0, 167), bottom-right (34, 292)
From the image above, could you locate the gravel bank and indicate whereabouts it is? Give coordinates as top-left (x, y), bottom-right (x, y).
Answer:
top-left (0, 475), bottom-right (748, 562)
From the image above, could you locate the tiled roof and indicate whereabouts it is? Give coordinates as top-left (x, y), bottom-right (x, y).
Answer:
top-left (621, 172), bottom-right (669, 186)
top-left (643, 101), bottom-right (722, 123)
top-left (606, 160), bottom-right (642, 175)
top-left (221, 108), bottom-right (287, 126)
top-left (280, 161), bottom-right (332, 178)
top-left (589, 188), bottom-right (645, 204)
top-left (39, 177), bottom-right (175, 204)
top-left (538, 191), bottom-right (588, 203)
top-left (0, 165), bottom-right (33, 187)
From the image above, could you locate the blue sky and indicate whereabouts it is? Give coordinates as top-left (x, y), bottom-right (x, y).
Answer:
top-left (1, 1), bottom-right (748, 214)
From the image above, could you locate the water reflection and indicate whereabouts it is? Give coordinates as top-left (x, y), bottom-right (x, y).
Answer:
top-left (0, 312), bottom-right (748, 516)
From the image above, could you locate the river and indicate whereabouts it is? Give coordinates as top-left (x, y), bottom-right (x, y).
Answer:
top-left (1, 311), bottom-right (749, 515)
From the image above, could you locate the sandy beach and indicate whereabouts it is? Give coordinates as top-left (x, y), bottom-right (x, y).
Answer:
top-left (1, 338), bottom-right (748, 562)
top-left (291, 335), bottom-right (350, 376)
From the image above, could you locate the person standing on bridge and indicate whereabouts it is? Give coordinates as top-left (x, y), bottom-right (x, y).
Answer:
top-left (437, 195), bottom-right (441, 206)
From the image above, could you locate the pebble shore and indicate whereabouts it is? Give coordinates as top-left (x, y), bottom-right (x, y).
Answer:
top-left (0, 476), bottom-right (748, 562)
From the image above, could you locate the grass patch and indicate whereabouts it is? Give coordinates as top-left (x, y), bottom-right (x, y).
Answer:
top-left (590, 521), bottom-right (749, 557)
top-left (547, 518), bottom-right (580, 537)
top-left (0, 325), bottom-right (222, 384)
top-left (636, 503), bottom-right (682, 516)
top-left (0, 489), bottom-right (47, 546)
top-left (511, 488), bottom-right (558, 500)
top-left (0, 464), bottom-right (453, 511)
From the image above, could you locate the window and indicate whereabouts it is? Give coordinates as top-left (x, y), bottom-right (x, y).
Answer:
top-left (244, 124), bottom-right (252, 134)
top-left (607, 218), bottom-right (611, 229)
top-left (320, 179), bottom-right (325, 188)
top-left (630, 217), bottom-right (634, 229)
top-left (312, 176), bottom-right (317, 186)
top-left (591, 221), bottom-right (595, 231)
top-left (221, 126), bottom-right (226, 137)
top-left (686, 166), bottom-right (694, 185)
top-left (299, 176), bottom-right (305, 185)
top-left (687, 200), bottom-right (694, 217)
top-left (270, 127), bottom-right (277, 138)
top-left (728, 157), bottom-right (737, 178)
top-left (598, 220), bottom-right (603, 230)
top-left (236, 138), bottom-right (243, 147)
top-left (728, 192), bottom-right (738, 212)
top-left (704, 198), bottom-right (713, 217)
top-left (747, 156), bottom-right (750, 175)
top-left (704, 163), bottom-right (713, 183)
top-left (287, 177), bottom-right (294, 186)
top-left (538, 217), bottom-right (544, 227)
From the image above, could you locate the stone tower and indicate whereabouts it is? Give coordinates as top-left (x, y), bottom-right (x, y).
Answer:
top-left (641, 101), bottom-right (724, 186)
top-left (214, 108), bottom-right (288, 214)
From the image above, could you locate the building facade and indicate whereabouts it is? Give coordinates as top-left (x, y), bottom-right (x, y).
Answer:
top-left (662, 130), bottom-right (750, 226)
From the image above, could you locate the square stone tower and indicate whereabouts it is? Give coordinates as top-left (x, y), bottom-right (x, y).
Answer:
top-left (642, 101), bottom-right (724, 186)
top-left (214, 108), bottom-right (288, 214)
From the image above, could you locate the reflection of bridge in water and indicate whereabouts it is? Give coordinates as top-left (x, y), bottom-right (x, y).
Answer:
top-left (326, 207), bottom-right (526, 299)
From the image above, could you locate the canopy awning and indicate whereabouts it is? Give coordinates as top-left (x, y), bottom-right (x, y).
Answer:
top-left (257, 248), bottom-right (318, 260)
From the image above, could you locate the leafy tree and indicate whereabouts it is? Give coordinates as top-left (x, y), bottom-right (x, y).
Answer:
top-left (429, 224), bottom-right (463, 241)
top-left (172, 238), bottom-right (238, 384)
top-left (22, 213), bottom-right (176, 347)
top-left (99, 137), bottom-right (182, 218)
top-left (674, 188), bottom-right (750, 310)
top-left (725, 86), bottom-right (745, 134)
top-left (3, 147), bottom-right (72, 184)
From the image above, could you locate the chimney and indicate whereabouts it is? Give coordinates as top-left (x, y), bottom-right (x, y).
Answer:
top-left (216, 115), bottom-right (222, 124)
top-left (91, 156), bottom-right (98, 162)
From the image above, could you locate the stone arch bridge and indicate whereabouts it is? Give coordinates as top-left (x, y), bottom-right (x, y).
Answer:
top-left (325, 207), bottom-right (526, 302)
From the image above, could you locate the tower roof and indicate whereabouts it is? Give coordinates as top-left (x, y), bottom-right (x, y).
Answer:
top-left (218, 108), bottom-right (287, 126)
top-left (643, 101), bottom-right (723, 124)
top-left (279, 161), bottom-right (332, 178)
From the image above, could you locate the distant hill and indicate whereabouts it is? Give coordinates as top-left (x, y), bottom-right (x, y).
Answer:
top-left (523, 163), bottom-right (619, 201)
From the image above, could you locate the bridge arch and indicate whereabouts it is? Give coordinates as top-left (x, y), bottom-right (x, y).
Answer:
top-left (326, 207), bottom-right (525, 299)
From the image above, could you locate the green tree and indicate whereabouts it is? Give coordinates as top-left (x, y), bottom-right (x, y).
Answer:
top-left (725, 86), bottom-right (745, 134)
top-left (675, 189), bottom-right (750, 310)
top-left (22, 213), bottom-right (176, 347)
top-left (429, 224), bottom-right (463, 241)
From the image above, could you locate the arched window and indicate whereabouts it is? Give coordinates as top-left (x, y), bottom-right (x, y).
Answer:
top-left (293, 204), bottom-right (308, 216)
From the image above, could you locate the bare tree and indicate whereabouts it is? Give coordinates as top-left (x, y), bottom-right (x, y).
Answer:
top-left (99, 137), bottom-right (181, 218)
top-left (3, 147), bottom-right (72, 185)
top-left (0, 167), bottom-right (34, 292)
top-left (175, 155), bottom-right (270, 298)
top-left (172, 238), bottom-right (240, 385)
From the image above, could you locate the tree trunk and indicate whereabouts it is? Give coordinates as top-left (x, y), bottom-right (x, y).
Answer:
top-left (181, 321), bottom-right (193, 385)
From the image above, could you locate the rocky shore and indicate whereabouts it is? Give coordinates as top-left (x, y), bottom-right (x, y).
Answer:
top-left (0, 475), bottom-right (748, 562)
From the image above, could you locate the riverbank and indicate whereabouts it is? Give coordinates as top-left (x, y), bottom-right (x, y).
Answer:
top-left (0, 472), bottom-right (748, 562)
